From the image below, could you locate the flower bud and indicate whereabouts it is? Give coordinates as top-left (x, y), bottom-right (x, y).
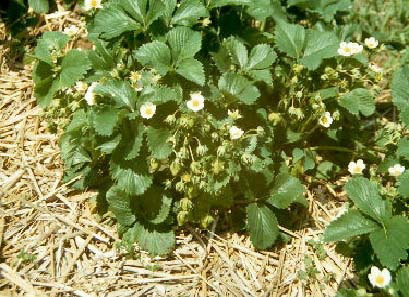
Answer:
top-left (241, 153), bottom-right (254, 165)
top-left (256, 126), bottom-right (264, 135)
top-left (212, 160), bottom-right (225, 175)
top-left (196, 145), bottom-right (208, 156)
top-left (182, 173), bottom-right (191, 183)
top-left (149, 158), bottom-right (159, 172)
top-left (170, 162), bottom-right (181, 176)
top-left (268, 112), bottom-right (281, 124)
top-left (291, 76), bottom-right (298, 84)
top-left (217, 145), bottom-right (226, 157)
top-left (177, 211), bottom-right (189, 226)
top-left (175, 181), bottom-right (184, 192)
top-left (180, 198), bottom-right (192, 211)
top-left (165, 114), bottom-right (177, 125)
top-left (190, 161), bottom-right (201, 174)
top-left (201, 214), bottom-right (214, 228)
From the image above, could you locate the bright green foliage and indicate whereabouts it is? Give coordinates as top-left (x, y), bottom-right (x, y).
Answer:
top-left (275, 22), bottom-right (305, 59)
top-left (398, 171), bottom-right (409, 198)
top-left (247, 203), bottom-right (279, 249)
top-left (123, 221), bottom-right (175, 256)
top-left (369, 216), bottom-right (409, 270)
top-left (267, 172), bottom-right (306, 209)
top-left (339, 88), bottom-right (375, 117)
top-left (324, 209), bottom-right (379, 242)
top-left (396, 266), bottom-right (409, 297)
top-left (397, 138), bottom-right (409, 160)
top-left (31, 0), bottom-right (396, 265)
top-left (28, 0), bottom-right (49, 13)
top-left (300, 30), bottom-right (339, 70)
top-left (392, 65), bottom-right (409, 126)
top-left (326, 177), bottom-right (409, 271)
top-left (345, 177), bottom-right (390, 224)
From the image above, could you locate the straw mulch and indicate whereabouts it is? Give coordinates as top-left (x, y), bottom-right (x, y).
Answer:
top-left (0, 9), bottom-right (353, 297)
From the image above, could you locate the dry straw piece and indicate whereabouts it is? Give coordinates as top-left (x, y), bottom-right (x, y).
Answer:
top-left (0, 5), bottom-right (354, 297)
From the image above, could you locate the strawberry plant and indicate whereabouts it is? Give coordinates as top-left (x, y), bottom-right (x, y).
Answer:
top-left (31, 2), bottom-right (407, 283)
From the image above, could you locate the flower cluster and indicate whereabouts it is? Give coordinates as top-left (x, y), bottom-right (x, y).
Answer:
top-left (338, 37), bottom-right (378, 57)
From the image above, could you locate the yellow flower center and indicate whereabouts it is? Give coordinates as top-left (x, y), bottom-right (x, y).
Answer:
top-left (321, 117), bottom-right (328, 124)
top-left (145, 107), bottom-right (153, 115)
top-left (91, 0), bottom-right (98, 7)
top-left (192, 100), bottom-right (200, 108)
top-left (375, 275), bottom-right (385, 286)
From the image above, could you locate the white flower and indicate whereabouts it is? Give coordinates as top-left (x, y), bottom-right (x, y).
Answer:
top-left (338, 42), bottom-right (363, 56)
top-left (229, 126), bottom-right (244, 140)
top-left (319, 112), bottom-right (334, 128)
top-left (348, 159), bottom-right (366, 175)
top-left (63, 25), bottom-right (79, 37)
top-left (388, 164), bottom-right (405, 177)
top-left (338, 42), bottom-right (354, 57)
top-left (368, 266), bottom-right (391, 288)
top-left (369, 62), bottom-right (383, 73)
top-left (75, 81), bottom-right (88, 93)
top-left (365, 37), bottom-right (379, 49)
top-left (84, 0), bottom-right (103, 11)
top-left (84, 82), bottom-right (98, 106)
top-left (187, 93), bottom-right (204, 112)
top-left (350, 42), bottom-right (363, 54)
top-left (140, 102), bottom-right (156, 119)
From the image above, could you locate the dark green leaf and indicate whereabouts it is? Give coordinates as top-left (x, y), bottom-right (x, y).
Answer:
top-left (167, 27), bottom-right (201, 63)
top-left (35, 32), bottom-right (69, 64)
top-left (59, 50), bottom-right (91, 89)
top-left (339, 88), bottom-right (375, 116)
top-left (275, 22), bottom-right (305, 59)
top-left (397, 138), bottom-right (409, 160)
top-left (396, 266), bottom-right (409, 297)
top-left (134, 41), bottom-right (171, 75)
top-left (267, 173), bottom-right (306, 208)
top-left (370, 216), bottom-right (409, 270)
top-left (324, 209), bottom-right (379, 242)
top-left (171, 0), bottom-right (209, 26)
top-left (218, 72), bottom-right (260, 105)
top-left (247, 44), bottom-right (277, 70)
top-left (176, 58), bottom-right (205, 85)
top-left (28, 0), bottom-right (49, 13)
top-left (145, 127), bottom-right (172, 159)
top-left (123, 221), bottom-right (176, 255)
top-left (345, 177), bottom-right (391, 224)
top-left (398, 171), bottom-right (409, 198)
top-left (106, 185), bottom-right (136, 227)
top-left (92, 108), bottom-right (119, 136)
top-left (247, 203), bottom-right (279, 249)
top-left (95, 80), bottom-right (136, 110)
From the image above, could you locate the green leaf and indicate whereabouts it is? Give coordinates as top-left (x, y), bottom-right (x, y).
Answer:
top-left (176, 58), bottom-right (205, 85)
top-left (247, 44), bottom-right (277, 70)
top-left (397, 138), bottom-right (409, 160)
top-left (396, 266), bottom-right (409, 297)
top-left (218, 72), bottom-right (260, 105)
top-left (119, 0), bottom-right (165, 27)
top-left (91, 5), bottom-right (140, 39)
top-left (111, 163), bottom-right (153, 196)
top-left (59, 50), bottom-right (91, 89)
top-left (225, 37), bottom-right (248, 69)
top-left (345, 177), bottom-right (391, 224)
top-left (171, 0), bottom-right (209, 26)
top-left (247, 0), bottom-right (287, 22)
top-left (35, 32), bottom-right (69, 64)
top-left (300, 30), bottom-right (339, 70)
top-left (398, 171), bottom-right (409, 198)
top-left (134, 41), bottom-right (171, 75)
top-left (267, 173), bottom-right (306, 208)
top-left (391, 63), bottom-right (409, 112)
top-left (324, 209), bottom-right (379, 242)
top-left (145, 127), bottom-right (172, 159)
top-left (33, 61), bottom-right (59, 108)
top-left (208, 0), bottom-right (252, 8)
top-left (28, 0), bottom-right (49, 13)
top-left (95, 80), bottom-right (136, 110)
top-left (135, 187), bottom-right (173, 224)
top-left (339, 88), bottom-right (375, 116)
top-left (274, 22), bottom-right (305, 59)
top-left (167, 27), bottom-right (201, 63)
top-left (369, 216), bottom-right (409, 270)
top-left (247, 203), bottom-right (279, 249)
top-left (248, 69), bottom-right (273, 84)
top-left (87, 39), bottom-right (115, 70)
top-left (400, 106), bottom-right (409, 127)
top-left (124, 123), bottom-right (145, 160)
top-left (123, 221), bottom-right (176, 256)
top-left (97, 134), bottom-right (122, 154)
top-left (92, 108), bottom-right (119, 136)
top-left (106, 185), bottom-right (136, 227)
